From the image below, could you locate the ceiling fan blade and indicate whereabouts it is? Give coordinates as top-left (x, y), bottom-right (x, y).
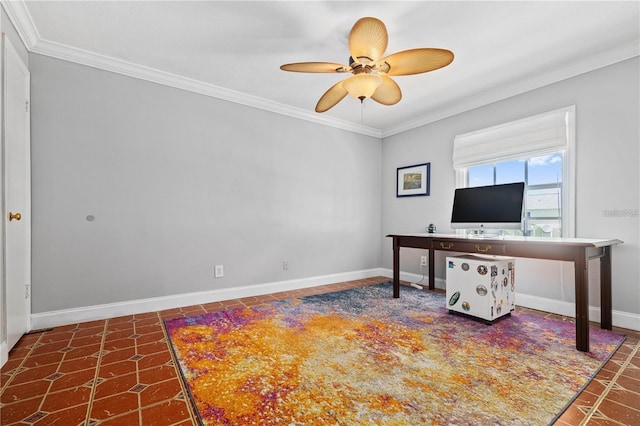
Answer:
top-left (280, 62), bottom-right (350, 73)
top-left (349, 17), bottom-right (388, 62)
top-left (371, 76), bottom-right (402, 105)
top-left (315, 81), bottom-right (349, 112)
top-left (378, 48), bottom-right (454, 76)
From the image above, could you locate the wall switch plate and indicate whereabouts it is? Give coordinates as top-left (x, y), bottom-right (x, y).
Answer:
top-left (420, 256), bottom-right (428, 266)
top-left (214, 264), bottom-right (224, 278)
top-left (283, 260), bottom-right (289, 270)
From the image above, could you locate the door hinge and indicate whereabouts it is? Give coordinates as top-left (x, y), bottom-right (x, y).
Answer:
top-left (25, 284), bottom-right (30, 299)
top-left (25, 100), bottom-right (29, 112)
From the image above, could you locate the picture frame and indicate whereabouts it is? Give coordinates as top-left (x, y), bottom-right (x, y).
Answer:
top-left (397, 162), bottom-right (430, 197)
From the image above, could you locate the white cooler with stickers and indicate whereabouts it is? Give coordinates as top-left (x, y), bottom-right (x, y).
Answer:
top-left (446, 254), bottom-right (516, 323)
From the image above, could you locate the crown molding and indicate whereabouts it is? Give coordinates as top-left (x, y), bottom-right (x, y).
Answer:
top-left (1, 1), bottom-right (382, 138)
top-left (32, 38), bottom-right (383, 138)
top-left (3, 0), bottom-right (638, 140)
top-left (1, 0), bottom-right (39, 48)
top-left (383, 40), bottom-right (640, 138)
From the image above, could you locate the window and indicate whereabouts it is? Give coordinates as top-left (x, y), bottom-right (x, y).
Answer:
top-left (453, 106), bottom-right (575, 237)
top-left (467, 154), bottom-right (563, 237)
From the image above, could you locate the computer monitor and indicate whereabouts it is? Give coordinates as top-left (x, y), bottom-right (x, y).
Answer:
top-left (450, 182), bottom-right (525, 234)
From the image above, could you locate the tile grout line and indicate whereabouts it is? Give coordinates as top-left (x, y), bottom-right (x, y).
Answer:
top-left (160, 311), bottom-right (199, 425)
top-left (37, 332), bottom-right (64, 419)
top-left (0, 333), bottom-right (46, 404)
top-left (0, 345), bottom-right (27, 395)
top-left (16, 333), bottom-right (61, 424)
top-left (135, 317), bottom-right (143, 425)
top-left (83, 320), bottom-right (109, 425)
top-left (579, 339), bottom-right (640, 425)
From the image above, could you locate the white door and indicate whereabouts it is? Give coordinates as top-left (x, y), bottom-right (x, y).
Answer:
top-left (3, 36), bottom-right (31, 351)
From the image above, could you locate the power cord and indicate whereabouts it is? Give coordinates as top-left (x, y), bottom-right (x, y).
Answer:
top-left (410, 264), bottom-right (427, 289)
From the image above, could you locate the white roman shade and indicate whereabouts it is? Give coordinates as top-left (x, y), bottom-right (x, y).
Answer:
top-left (452, 106), bottom-right (574, 169)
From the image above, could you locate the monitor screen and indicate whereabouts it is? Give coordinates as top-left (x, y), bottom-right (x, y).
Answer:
top-left (450, 182), bottom-right (525, 230)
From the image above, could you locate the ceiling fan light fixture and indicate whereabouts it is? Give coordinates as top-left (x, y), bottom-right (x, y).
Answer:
top-left (342, 74), bottom-right (383, 100)
top-left (280, 17), bottom-right (453, 112)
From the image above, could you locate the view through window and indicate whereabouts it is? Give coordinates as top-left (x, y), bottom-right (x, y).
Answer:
top-left (467, 153), bottom-right (564, 237)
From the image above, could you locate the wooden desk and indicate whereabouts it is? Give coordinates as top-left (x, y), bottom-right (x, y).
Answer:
top-left (387, 233), bottom-right (623, 352)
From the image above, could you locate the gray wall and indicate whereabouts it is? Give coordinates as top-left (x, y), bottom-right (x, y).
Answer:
top-left (29, 51), bottom-right (639, 319)
top-left (30, 55), bottom-right (382, 312)
top-left (382, 57), bottom-right (640, 316)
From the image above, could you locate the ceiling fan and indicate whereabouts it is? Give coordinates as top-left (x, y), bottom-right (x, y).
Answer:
top-left (280, 17), bottom-right (454, 113)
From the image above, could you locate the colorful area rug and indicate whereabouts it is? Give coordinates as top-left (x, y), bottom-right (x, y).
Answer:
top-left (164, 282), bottom-right (625, 425)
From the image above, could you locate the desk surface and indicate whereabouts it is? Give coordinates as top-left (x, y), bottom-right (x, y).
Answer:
top-left (388, 233), bottom-right (623, 248)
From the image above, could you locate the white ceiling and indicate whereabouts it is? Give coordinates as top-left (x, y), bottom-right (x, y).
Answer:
top-left (4, 1), bottom-right (639, 137)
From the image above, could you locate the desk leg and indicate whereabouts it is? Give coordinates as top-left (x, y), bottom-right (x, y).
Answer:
top-left (600, 247), bottom-right (613, 330)
top-left (393, 238), bottom-right (400, 298)
top-left (428, 250), bottom-right (435, 290)
top-left (574, 249), bottom-right (590, 352)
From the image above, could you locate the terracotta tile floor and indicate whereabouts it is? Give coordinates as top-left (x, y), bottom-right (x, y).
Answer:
top-left (1, 276), bottom-right (638, 425)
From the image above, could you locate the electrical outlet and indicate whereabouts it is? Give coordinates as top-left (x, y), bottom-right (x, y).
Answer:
top-left (420, 256), bottom-right (427, 266)
top-left (283, 260), bottom-right (289, 270)
top-left (214, 264), bottom-right (224, 278)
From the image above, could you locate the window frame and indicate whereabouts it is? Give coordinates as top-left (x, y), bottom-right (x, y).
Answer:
top-left (454, 106), bottom-right (575, 237)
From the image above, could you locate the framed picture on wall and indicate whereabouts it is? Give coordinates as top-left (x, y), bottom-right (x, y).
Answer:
top-left (397, 163), bottom-right (430, 197)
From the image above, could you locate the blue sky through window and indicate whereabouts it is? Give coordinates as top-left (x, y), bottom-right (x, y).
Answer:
top-left (496, 160), bottom-right (524, 184)
top-left (468, 164), bottom-right (493, 187)
top-left (528, 154), bottom-right (563, 185)
top-left (467, 153), bottom-right (563, 187)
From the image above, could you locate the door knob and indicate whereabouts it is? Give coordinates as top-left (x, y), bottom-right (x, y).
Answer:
top-left (8, 212), bottom-right (21, 221)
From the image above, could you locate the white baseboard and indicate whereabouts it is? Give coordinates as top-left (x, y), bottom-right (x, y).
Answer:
top-left (516, 293), bottom-right (640, 332)
top-left (30, 268), bottom-right (387, 330)
top-left (28, 267), bottom-right (640, 333)
top-left (382, 270), bottom-right (447, 290)
top-left (379, 268), bottom-right (640, 332)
